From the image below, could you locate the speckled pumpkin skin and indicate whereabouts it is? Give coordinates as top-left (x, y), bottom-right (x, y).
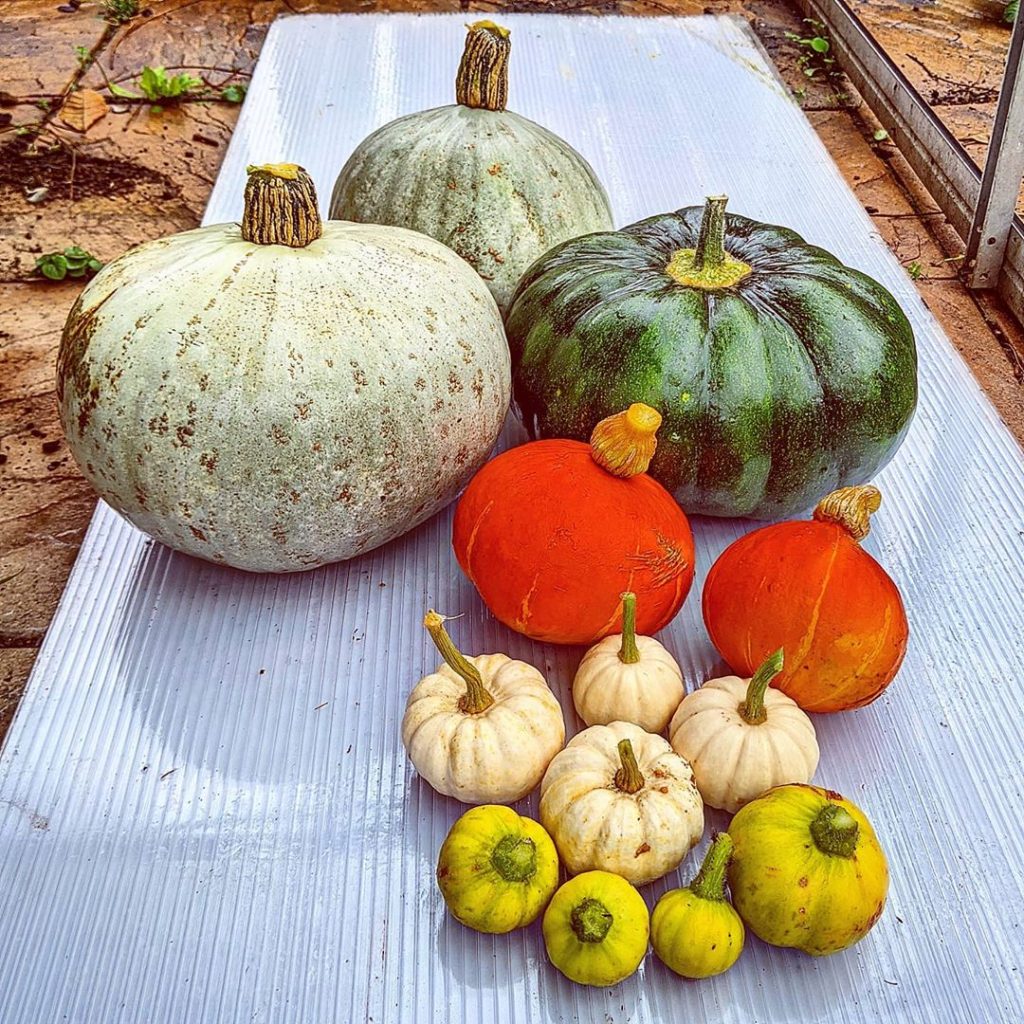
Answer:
top-left (56, 221), bottom-right (510, 572)
top-left (330, 105), bottom-right (613, 312)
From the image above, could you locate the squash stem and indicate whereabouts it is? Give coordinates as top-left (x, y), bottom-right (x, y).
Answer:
top-left (613, 738), bottom-right (645, 794)
top-left (491, 834), bottom-right (537, 883)
top-left (693, 195), bottom-right (729, 270)
top-left (570, 897), bottom-right (614, 944)
top-left (455, 21), bottom-right (510, 111)
top-left (242, 164), bottom-right (322, 247)
top-left (813, 485), bottom-right (882, 542)
top-left (617, 592), bottom-right (641, 665)
top-left (810, 803), bottom-right (860, 858)
top-left (589, 404), bottom-right (662, 478)
top-left (423, 611), bottom-right (495, 715)
top-left (740, 648), bottom-right (785, 725)
top-left (689, 833), bottom-right (733, 902)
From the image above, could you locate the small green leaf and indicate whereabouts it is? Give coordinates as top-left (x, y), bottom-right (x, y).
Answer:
top-left (220, 84), bottom-right (246, 103)
top-left (873, 128), bottom-right (889, 141)
top-left (108, 82), bottom-right (138, 98)
top-left (64, 246), bottom-right (89, 260)
top-left (38, 255), bottom-right (68, 280)
top-left (810, 37), bottom-right (830, 53)
top-left (87, 259), bottom-right (103, 272)
top-left (149, 104), bottom-right (163, 115)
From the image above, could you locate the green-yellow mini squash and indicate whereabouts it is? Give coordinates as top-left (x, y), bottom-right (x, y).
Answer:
top-left (330, 21), bottom-right (613, 312)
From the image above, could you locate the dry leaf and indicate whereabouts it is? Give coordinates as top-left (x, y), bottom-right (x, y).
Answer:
top-left (58, 89), bottom-right (108, 133)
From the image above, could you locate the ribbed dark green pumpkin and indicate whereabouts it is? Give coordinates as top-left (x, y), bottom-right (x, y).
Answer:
top-left (506, 198), bottom-right (918, 520)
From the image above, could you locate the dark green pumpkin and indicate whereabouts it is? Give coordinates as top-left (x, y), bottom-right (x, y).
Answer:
top-left (506, 196), bottom-right (917, 519)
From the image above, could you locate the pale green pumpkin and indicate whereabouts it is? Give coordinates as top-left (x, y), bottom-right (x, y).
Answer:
top-left (330, 21), bottom-right (614, 312)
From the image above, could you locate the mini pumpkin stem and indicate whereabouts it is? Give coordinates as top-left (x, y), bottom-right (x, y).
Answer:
top-left (813, 485), bottom-right (882, 542)
top-left (455, 21), bottom-right (510, 112)
top-left (689, 833), bottom-right (733, 901)
top-left (810, 803), bottom-right (860, 858)
top-left (242, 163), bottom-right (322, 248)
top-left (490, 834), bottom-right (537, 883)
top-left (423, 610), bottom-right (495, 715)
top-left (618, 592), bottom-right (641, 665)
top-left (740, 648), bottom-right (785, 725)
top-left (693, 194), bottom-right (729, 271)
top-left (613, 738), bottom-right (645, 794)
top-left (570, 897), bottom-right (614, 943)
top-left (589, 404), bottom-right (662, 478)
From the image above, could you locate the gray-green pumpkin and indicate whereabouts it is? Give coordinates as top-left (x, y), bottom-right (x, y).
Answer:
top-left (330, 20), bottom-right (613, 312)
top-left (56, 164), bottom-right (510, 573)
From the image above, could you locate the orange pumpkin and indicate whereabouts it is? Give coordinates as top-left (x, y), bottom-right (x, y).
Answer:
top-left (702, 485), bottom-right (908, 712)
top-left (453, 404), bottom-right (694, 644)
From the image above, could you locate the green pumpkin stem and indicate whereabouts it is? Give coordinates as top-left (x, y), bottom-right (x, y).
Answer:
top-left (423, 611), bottom-right (495, 715)
top-left (490, 834), bottom-right (537, 883)
top-left (618, 592), bottom-right (641, 665)
top-left (570, 897), bottom-right (614, 943)
top-left (242, 163), bottom-right (322, 247)
top-left (664, 195), bottom-right (752, 290)
top-left (740, 648), bottom-right (785, 725)
top-left (693, 194), bottom-right (729, 270)
top-left (455, 21), bottom-right (510, 112)
top-left (613, 738), bottom-right (645, 794)
top-left (689, 833), bottom-right (733, 901)
top-left (810, 803), bottom-right (860, 858)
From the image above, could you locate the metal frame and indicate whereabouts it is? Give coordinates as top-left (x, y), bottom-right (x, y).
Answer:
top-left (795, 0), bottom-right (1024, 321)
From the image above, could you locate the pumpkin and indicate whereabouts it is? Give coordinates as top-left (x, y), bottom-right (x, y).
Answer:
top-left (668, 648), bottom-right (819, 811)
top-left (728, 784), bottom-right (889, 956)
top-left (506, 194), bottom-right (917, 519)
top-left (702, 484), bottom-right (909, 712)
top-left (401, 612), bottom-right (564, 803)
top-left (651, 833), bottom-right (745, 979)
top-left (542, 871), bottom-right (650, 987)
top-left (572, 591), bottom-right (684, 733)
top-left (452, 404), bottom-right (695, 645)
top-left (436, 805), bottom-right (559, 933)
top-left (539, 721), bottom-right (703, 885)
top-left (330, 21), bottom-right (613, 312)
top-left (56, 164), bottom-right (509, 573)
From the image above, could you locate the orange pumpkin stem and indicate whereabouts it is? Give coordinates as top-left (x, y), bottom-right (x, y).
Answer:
top-left (423, 610), bottom-right (495, 715)
top-left (613, 738), bottom-right (645, 794)
top-left (740, 647), bottom-right (784, 725)
top-left (589, 404), bottom-right (662, 478)
top-left (813, 485), bottom-right (882, 542)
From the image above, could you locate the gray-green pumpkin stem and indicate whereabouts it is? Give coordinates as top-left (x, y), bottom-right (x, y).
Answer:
top-left (693, 195), bottom-right (729, 270)
top-left (490, 834), bottom-right (537, 883)
top-left (423, 610), bottom-right (495, 715)
top-left (810, 803), bottom-right (860, 858)
top-left (242, 163), bottom-right (322, 248)
top-left (740, 648), bottom-right (784, 725)
top-left (455, 21), bottom-right (510, 112)
top-left (570, 897), bottom-right (614, 943)
top-left (618, 592), bottom-right (640, 665)
top-left (689, 833), bottom-right (733, 901)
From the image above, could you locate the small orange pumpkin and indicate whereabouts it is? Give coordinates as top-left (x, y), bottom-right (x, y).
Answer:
top-left (702, 485), bottom-right (908, 712)
top-left (452, 404), bottom-right (695, 644)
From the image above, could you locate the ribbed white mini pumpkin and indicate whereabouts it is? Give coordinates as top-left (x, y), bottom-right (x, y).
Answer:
top-left (572, 592), bottom-right (684, 733)
top-left (668, 649), bottom-right (819, 813)
top-left (539, 721), bottom-right (704, 885)
top-left (56, 164), bottom-right (510, 572)
top-left (402, 612), bottom-right (565, 804)
top-left (330, 21), bottom-right (613, 311)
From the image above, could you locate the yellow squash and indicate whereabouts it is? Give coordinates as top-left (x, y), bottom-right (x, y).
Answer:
top-left (542, 871), bottom-right (649, 986)
top-left (651, 833), bottom-right (744, 978)
top-left (437, 805), bottom-right (559, 933)
top-left (728, 784), bottom-right (889, 956)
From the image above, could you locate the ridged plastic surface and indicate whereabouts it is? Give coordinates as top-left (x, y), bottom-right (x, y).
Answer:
top-left (1, 13), bottom-right (1022, 1023)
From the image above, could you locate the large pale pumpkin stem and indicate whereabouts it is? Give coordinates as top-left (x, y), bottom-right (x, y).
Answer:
top-left (570, 897), bottom-right (614, 943)
top-left (813, 485), bottom-right (882, 542)
top-left (423, 611), bottom-right (495, 715)
top-left (242, 163), bottom-right (322, 247)
top-left (613, 738), bottom-right (645, 794)
top-left (689, 833), bottom-right (733, 901)
top-left (810, 803), bottom-right (860, 858)
top-left (665, 195), bottom-right (752, 290)
top-left (491, 834), bottom-right (537, 883)
top-left (740, 648), bottom-right (785, 725)
top-left (590, 404), bottom-right (662, 478)
top-left (617, 592), bottom-right (640, 665)
top-left (455, 21), bottom-right (510, 112)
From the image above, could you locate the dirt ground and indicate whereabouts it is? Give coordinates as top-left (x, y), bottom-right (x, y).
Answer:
top-left (2, 0), bottom-right (1024, 739)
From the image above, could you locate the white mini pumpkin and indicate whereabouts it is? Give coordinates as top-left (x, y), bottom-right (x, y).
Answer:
top-left (402, 612), bottom-right (565, 804)
top-left (330, 21), bottom-right (613, 312)
top-left (57, 164), bottom-right (510, 572)
top-left (539, 721), bottom-right (704, 885)
top-left (668, 649), bottom-right (819, 813)
top-left (572, 592), bottom-right (684, 733)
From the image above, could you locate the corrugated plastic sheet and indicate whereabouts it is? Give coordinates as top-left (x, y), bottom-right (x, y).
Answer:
top-left (1, 13), bottom-right (1022, 1023)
